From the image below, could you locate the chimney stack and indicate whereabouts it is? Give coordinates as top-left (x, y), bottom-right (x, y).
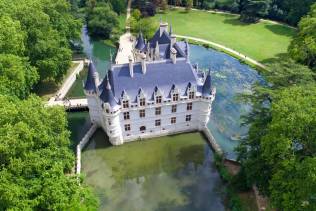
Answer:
top-left (128, 56), bottom-right (133, 78)
top-left (160, 22), bottom-right (168, 37)
top-left (171, 48), bottom-right (177, 64)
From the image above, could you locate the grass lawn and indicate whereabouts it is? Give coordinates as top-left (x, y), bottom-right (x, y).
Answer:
top-left (152, 9), bottom-right (296, 63)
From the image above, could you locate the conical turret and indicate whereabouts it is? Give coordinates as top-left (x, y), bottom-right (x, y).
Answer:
top-left (202, 68), bottom-right (212, 96)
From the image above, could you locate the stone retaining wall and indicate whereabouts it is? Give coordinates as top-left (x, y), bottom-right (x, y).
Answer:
top-left (76, 124), bottom-right (98, 174)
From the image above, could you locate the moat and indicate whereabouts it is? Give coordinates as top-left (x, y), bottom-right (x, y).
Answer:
top-left (66, 28), bottom-right (262, 210)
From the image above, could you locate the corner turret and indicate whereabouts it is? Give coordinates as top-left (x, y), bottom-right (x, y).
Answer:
top-left (202, 68), bottom-right (212, 96)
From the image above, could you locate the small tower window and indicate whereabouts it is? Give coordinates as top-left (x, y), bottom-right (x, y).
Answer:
top-left (186, 115), bottom-right (192, 122)
top-left (187, 102), bottom-right (193, 111)
top-left (171, 105), bottom-right (177, 113)
top-left (139, 109), bottom-right (145, 118)
top-left (155, 119), bottom-right (161, 126)
top-left (171, 117), bottom-right (176, 124)
top-left (140, 98), bottom-right (146, 106)
top-left (122, 100), bottom-right (129, 108)
top-left (123, 112), bottom-right (130, 120)
top-left (189, 91), bottom-right (195, 99)
top-left (172, 93), bottom-right (179, 101)
top-left (155, 107), bottom-right (161, 115)
top-left (156, 96), bottom-right (162, 104)
top-left (124, 124), bottom-right (131, 131)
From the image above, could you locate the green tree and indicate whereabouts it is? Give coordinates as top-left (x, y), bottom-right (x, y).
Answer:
top-left (0, 95), bottom-right (98, 210)
top-left (239, 0), bottom-right (271, 23)
top-left (289, 3), bottom-right (316, 69)
top-left (131, 17), bottom-right (158, 39)
top-left (161, 0), bottom-right (169, 12)
top-left (0, 16), bottom-right (25, 56)
top-left (86, 3), bottom-right (119, 39)
top-left (0, 54), bottom-right (39, 99)
top-left (109, 0), bottom-right (126, 14)
top-left (186, 0), bottom-right (193, 11)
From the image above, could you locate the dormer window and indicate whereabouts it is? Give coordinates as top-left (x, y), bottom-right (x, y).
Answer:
top-left (172, 93), bottom-right (179, 101)
top-left (189, 91), bottom-right (195, 99)
top-left (139, 98), bottom-right (146, 106)
top-left (122, 100), bottom-right (129, 108)
top-left (156, 96), bottom-right (162, 104)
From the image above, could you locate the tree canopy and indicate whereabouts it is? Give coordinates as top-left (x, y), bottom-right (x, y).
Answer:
top-left (86, 3), bottom-right (119, 39)
top-left (289, 3), bottom-right (316, 70)
top-left (0, 95), bottom-right (98, 210)
top-left (0, 0), bottom-right (82, 82)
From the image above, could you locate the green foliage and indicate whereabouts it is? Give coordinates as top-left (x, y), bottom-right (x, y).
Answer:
top-left (0, 0), bottom-right (82, 83)
top-left (289, 3), bottom-right (316, 69)
top-left (0, 54), bottom-right (39, 99)
top-left (239, 0), bottom-right (271, 23)
top-left (237, 56), bottom-right (316, 210)
top-left (86, 3), bottom-right (119, 39)
top-left (130, 17), bottom-right (158, 39)
top-left (132, 9), bottom-right (142, 21)
top-left (0, 95), bottom-right (98, 210)
top-left (109, 0), bottom-right (126, 14)
top-left (0, 16), bottom-right (25, 56)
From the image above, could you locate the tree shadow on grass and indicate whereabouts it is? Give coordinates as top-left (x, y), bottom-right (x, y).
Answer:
top-left (260, 53), bottom-right (289, 65)
top-left (264, 24), bottom-right (296, 37)
top-left (223, 17), bottom-right (251, 26)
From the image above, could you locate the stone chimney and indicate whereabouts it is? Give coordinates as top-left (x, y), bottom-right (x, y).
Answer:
top-left (160, 22), bottom-right (168, 37)
top-left (155, 41), bottom-right (160, 60)
top-left (171, 48), bottom-right (177, 64)
top-left (128, 56), bottom-right (133, 78)
top-left (141, 54), bottom-right (146, 74)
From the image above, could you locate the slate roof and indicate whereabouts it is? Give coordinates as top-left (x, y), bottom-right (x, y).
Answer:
top-left (202, 69), bottom-right (212, 96)
top-left (84, 62), bottom-right (97, 91)
top-left (135, 33), bottom-right (146, 51)
top-left (99, 77), bottom-right (118, 107)
top-left (108, 59), bottom-right (203, 103)
top-left (150, 29), bottom-right (171, 48)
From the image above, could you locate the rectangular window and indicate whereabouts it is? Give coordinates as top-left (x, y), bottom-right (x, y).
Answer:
top-left (156, 96), bottom-right (162, 104)
top-left (186, 115), bottom-right (191, 122)
top-left (187, 102), bottom-right (193, 111)
top-left (189, 91), bottom-right (194, 99)
top-left (139, 109), bottom-right (145, 118)
top-left (155, 107), bottom-right (161, 115)
top-left (140, 98), bottom-right (146, 106)
top-left (171, 105), bottom-right (177, 113)
top-left (155, 119), bottom-right (161, 126)
top-left (122, 100), bottom-right (129, 108)
top-left (171, 117), bottom-right (176, 124)
top-left (108, 120), bottom-right (112, 125)
top-left (124, 124), bottom-right (131, 131)
top-left (123, 112), bottom-right (130, 120)
top-left (172, 93), bottom-right (179, 101)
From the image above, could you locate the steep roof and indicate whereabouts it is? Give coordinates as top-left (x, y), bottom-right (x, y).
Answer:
top-left (150, 29), bottom-right (171, 48)
top-left (84, 62), bottom-right (97, 91)
top-left (135, 33), bottom-right (146, 51)
top-left (99, 77), bottom-right (118, 107)
top-left (109, 59), bottom-right (202, 102)
top-left (202, 69), bottom-right (212, 96)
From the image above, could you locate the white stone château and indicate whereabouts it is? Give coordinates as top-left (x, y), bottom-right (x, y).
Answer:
top-left (84, 22), bottom-right (216, 145)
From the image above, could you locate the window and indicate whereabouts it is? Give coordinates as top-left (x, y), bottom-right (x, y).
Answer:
top-left (172, 93), bottom-right (179, 101)
top-left (140, 126), bottom-right (146, 131)
top-left (189, 91), bottom-right (194, 99)
top-left (108, 120), bottom-right (112, 125)
top-left (122, 100), bottom-right (129, 108)
top-left (171, 105), bottom-right (177, 113)
top-left (155, 107), bottom-right (161, 115)
top-left (156, 96), bottom-right (162, 104)
top-left (139, 109), bottom-right (145, 118)
top-left (155, 119), bottom-right (161, 126)
top-left (124, 124), bottom-right (131, 131)
top-left (187, 102), bottom-right (193, 111)
top-left (139, 98), bottom-right (146, 106)
top-left (186, 115), bottom-right (191, 122)
top-left (123, 112), bottom-right (130, 120)
top-left (106, 109), bottom-right (109, 113)
top-left (171, 117), bottom-right (176, 124)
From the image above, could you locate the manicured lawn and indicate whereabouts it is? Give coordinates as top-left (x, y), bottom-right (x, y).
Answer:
top-left (152, 9), bottom-right (296, 62)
